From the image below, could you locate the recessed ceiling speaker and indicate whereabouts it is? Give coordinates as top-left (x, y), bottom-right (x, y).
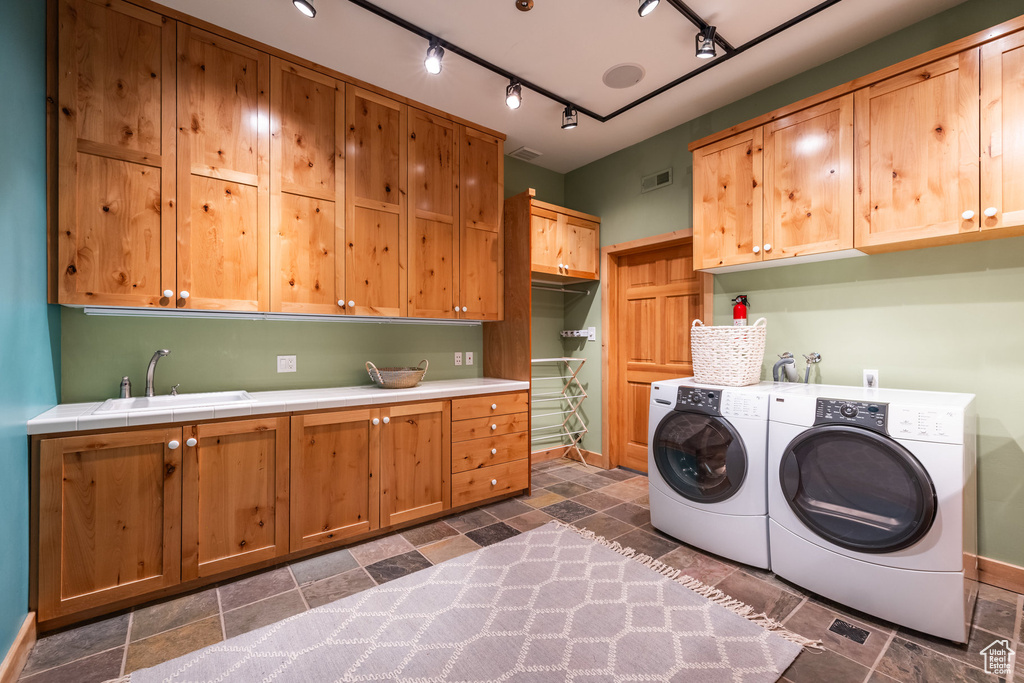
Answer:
top-left (516, 0), bottom-right (534, 11)
top-left (603, 63), bottom-right (646, 89)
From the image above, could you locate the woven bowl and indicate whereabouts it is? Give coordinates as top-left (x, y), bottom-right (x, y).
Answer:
top-left (366, 359), bottom-right (429, 389)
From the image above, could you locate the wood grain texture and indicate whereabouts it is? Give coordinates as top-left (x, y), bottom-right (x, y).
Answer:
top-left (379, 402), bottom-right (450, 527)
top-left (290, 409), bottom-right (379, 551)
top-left (272, 193), bottom-right (340, 313)
top-left (452, 431), bottom-right (529, 474)
top-left (982, 32), bottom-right (1024, 233)
top-left (451, 412), bottom-right (529, 442)
top-left (565, 216), bottom-right (600, 279)
top-left (530, 208), bottom-right (563, 276)
top-left (459, 126), bottom-right (504, 320)
top-left (38, 428), bottom-right (182, 621)
top-left (0, 613), bottom-right (36, 683)
top-left (451, 391), bottom-right (529, 421)
top-left (181, 417), bottom-right (290, 580)
top-left (451, 459), bottom-right (529, 508)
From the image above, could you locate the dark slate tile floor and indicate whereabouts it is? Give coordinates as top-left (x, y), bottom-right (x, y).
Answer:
top-left (19, 456), bottom-right (1023, 682)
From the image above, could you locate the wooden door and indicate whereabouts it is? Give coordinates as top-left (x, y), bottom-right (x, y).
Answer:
top-left (346, 87), bottom-right (407, 316)
top-left (290, 409), bottom-right (380, 550)
top-left (56, 0), bottom-right (176, 307)
top-left (177, 26), bottom-right (269, 311)
top-left (606, 240), bottom-right (712, 472)
top-left (854, 51), bottom-right (980, 251)
top-left (408, 109), bottom-right (458, 318)
top-left (692, 128), bottom-right (763, 270)
top-left (982, 33), bottom-right (1024, 233)
top-left (270, 59), bottom-right (346, 314)
top-left (565, 216), bottom-right (600, 279)
top-left (764, 95), bottom-right (854, 260)
top-left (530, 208), bottom-right (564, 275)
top-left (380, 401), bottom-right (451, 527)
top-left (182, 417), bottom-right (289, 579)
top-left (459, 127), bottom-right (504, 321)
top-left (38, 428), bottom-right (182, 621)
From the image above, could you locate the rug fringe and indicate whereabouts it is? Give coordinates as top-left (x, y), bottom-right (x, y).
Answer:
top-left (552, 520), bottom-right (823, 650)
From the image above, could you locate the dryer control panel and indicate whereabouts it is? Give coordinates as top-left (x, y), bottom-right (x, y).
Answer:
top-left (675, 387), bottom-right (721, 416)
top-left (814, 398), bottom-right (888, 435)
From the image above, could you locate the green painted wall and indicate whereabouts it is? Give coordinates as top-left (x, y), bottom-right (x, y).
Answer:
top-left (562, 0), bottom-right (1024, 565)
top-left (0, 0), bottom-right (60, 659)
top-left (505, 156), bottom-right (565, 204)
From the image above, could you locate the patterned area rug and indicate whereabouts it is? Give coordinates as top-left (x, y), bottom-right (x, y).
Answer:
top-left (121, 522), bottom-right (812, 682)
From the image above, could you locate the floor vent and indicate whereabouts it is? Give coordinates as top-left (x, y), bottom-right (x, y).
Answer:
top-left (641, 168), bottom-right (673, 193)
top-left (828, 619), bottom-right (870, 644)
top-left (509, 146), bottom-right (543, 162)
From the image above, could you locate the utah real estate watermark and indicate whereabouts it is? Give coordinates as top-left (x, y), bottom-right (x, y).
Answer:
top-left (980, 638), bottom-right (1014, 676)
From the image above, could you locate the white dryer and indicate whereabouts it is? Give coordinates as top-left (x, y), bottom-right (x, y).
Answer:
top-left (648, 378), bottom-right (774, 568)
top-left (767, 384), bottom-right (977, 642)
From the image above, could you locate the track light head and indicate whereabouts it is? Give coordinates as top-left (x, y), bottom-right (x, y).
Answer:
top-left (561, 105), bottom-right (578, 130)
top-left (424, 39), bottom-right (444, 75)
top-left (696, 26), bottom-right (718, 59)
top-left (638, 0), bottom-right (659, 17)
top-left (293, 0), bottom-right (316, 18)
top-left (505, 80), bottom-right (522, 110)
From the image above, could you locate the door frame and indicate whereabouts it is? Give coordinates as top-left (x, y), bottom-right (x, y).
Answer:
top-left (601, 229), bottom-right (714, 469)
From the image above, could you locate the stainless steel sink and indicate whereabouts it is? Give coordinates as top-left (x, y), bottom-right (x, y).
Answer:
top-left (93, 390), bottom-right (254, 413)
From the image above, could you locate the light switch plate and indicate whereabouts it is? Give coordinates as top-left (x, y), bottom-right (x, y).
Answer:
top-left (277, 355), bottom-right (297, 373)
top-left (465, 351), bottom-right (474, 366)
top-left (454, 352), bottom-right (462, 366)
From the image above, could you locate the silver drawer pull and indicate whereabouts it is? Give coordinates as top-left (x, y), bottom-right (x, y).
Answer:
top-left (491, 448), bottom-right (497, 455)
top-left (186, 438), bottom-right (197, 447)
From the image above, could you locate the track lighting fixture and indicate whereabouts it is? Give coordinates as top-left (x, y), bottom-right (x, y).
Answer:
top-left (424, 39), bottom-right (444, 75)
top-left (505, 80), bottom-right (522, 110)
top-left (696, 26), bottom-right (718, 59)
top-left (638, 0), bottom-right (659, 17)
top-left (561, 105), bottom-right (578, 130)
top-left (292, 0), bottom-right (316, 18)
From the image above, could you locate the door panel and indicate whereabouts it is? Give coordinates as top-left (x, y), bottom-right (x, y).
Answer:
top-left (460, 227), bottom-right (501, 321)
top-left (565, 217), bottom-right (599, 278)
top-left (459, 127), bottom-right (503, 320)
top-left (623, 382), bottom-right (652, 471)
top-left (273, 194), bottom-right (340, 313)
top-left (347, 207), bottom-right (403, 316)
top-left (380, 402), bottom-right (450, 527)
top-left (982, 33), bottom-right (1024, 232)
top-left (530, 210), bottom-right (563, 273)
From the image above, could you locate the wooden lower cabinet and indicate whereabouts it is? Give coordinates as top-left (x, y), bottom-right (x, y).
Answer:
top-left (450, 391), bottom-right (530, 508)
top-left (37, 428), bottom-right (183, 622)
top-left (380, 402), bottom-right (451, 527)
top-left (181, 417), bottom-right (290, 580)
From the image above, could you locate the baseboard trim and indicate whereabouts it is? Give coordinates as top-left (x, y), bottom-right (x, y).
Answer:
top-left (0, 613), bottom-right (35, 683)
top-left (532, 447), bottom-right (608, 469)
top-left (979, 556), bottom-right (1024, 594)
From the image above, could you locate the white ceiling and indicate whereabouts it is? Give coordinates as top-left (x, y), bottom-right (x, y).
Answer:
top-left (158, 0), bottom-right (967, 173)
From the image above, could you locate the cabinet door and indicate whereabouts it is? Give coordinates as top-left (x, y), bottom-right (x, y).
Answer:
top-left (764, 95), bottom-right (854, 260)
top-left (459, 127), bottom-right (504, 321)
top-left (854, 51), bottom-right (980, 251)
top-left (38, 428), bottom-right (182, 621)
top-left (346, 88), bottom-right (407, 316)
top-left (692, 128), bottom-right (764, 270)
top-left (271, 59), bottom-right (346, 314)
top-left (380, 401), bottom-right (451, 527)
top-left (177, 26), bottom-right (270, 311)
top-left (982, 33), bottom-right (1024, 233)
top-left (182, 417), bottom-right (289, 580)
top-left (408, 109), bottom-right (458, 319)
top-left (565, 216), bottom-right (600, 279)
top-left (56, 0), bottom-right (176, 307)
top-left (290, 409), bottom-right (380, 551)
top-left (530, 208), bottom-right (564, 275)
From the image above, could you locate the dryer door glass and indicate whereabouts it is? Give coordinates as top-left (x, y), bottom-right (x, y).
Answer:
top-left (780, 425), bottom-right (937, 553)
top-left (652, 412), bottom-right (747, 504)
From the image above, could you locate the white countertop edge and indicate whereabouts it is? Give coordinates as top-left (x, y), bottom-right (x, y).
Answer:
top-left (27, 378), bottom-right (530, 435)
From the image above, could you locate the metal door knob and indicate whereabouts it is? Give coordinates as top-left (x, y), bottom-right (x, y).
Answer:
top-left (186, 438), bottom-right (197, 447)
top-left (962, 210), bottom-right (975, 220)
top-left (491, 448), bottom-right (497, 455)
top-left (179, 291), bottom-right (190, 299)
top-left (491, 404), bottom-right (498, 410)
top-left (168, 440), bottom-right (180, 449)
top-left (490, 423), bottom-right (497, 430)
top-left (372, 418), bottom-right (379, 425)
top-left (763, 243), bottom-right (772, 252)
top-left (348, 300), bottom-right (355, 308)
top-left (985, 207), bottom-right (998, 217)
top-left (491, 479), bottom-right (498, 486)
top-left (752, 245), bottom-right (761, 254)
top-left (163, 289), bottom-right (174, 298)
top-left (383, 416), bottom-right (390, 424)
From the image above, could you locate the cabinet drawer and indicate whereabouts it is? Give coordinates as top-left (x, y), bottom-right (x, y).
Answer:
top-left (452, 431), bottom-right (529, 473)
top-left (452, 459), bottom-right (529, 508)
top-left (452, 391), bottom-right (528, 421)
top-left (451, 412), bottom-right (528, 442)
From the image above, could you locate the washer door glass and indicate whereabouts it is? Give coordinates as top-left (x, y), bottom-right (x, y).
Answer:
top-left (780, 425), bottom-right (937, 553)
top-left (652, 412), bottom-right (747, 504)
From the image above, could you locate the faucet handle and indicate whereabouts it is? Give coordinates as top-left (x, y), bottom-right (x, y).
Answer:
top-left (170, 384), bottom-right (180, 396)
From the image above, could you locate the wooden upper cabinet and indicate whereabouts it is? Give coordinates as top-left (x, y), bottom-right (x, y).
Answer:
top-left (764, 95), bottom-right (854, 260)
top-left (177, 26), bottom-right (270, 310)
top-left (408, 109), bottom-right (458, 319)
top-left (181, 417), bottom-right (289, 580)
top-left (380, 401), bottom-right (450, 527)
top-left (982, 33), bottom-right (1024, 234)
top-left (529, 200), bottom-right (600, 280)
top-left (459, 126), bottom-right (504, 321)
top-left (56, 0), bottom-right (176, 307)
top-left (38, 428), bottom-right (182, 621)
top-left (693, 127), bottom-right (763, 270)
top-left (530, 207), bottom-right (563, 274)
top-left (854, 51), bottom-right (980, 252)
top-left (564, 216), bottom-right (600, 278)
top-left (290, 409), bottom-right (379, 551)
top-left (270, 59), bottom-right (346, 314)
top-left (346, 88), bottom-right (407, 317)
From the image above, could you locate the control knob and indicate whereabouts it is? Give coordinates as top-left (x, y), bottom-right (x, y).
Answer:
top-left (840, 403), bottom-right (858, 418)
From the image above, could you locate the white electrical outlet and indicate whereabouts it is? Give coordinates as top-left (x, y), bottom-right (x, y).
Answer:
top-left (587, 326), bottom-right (596, 342)
top-left (465, 351), bottom-right (474, 366)
top-left (454, 352), bottom-right (463, 366)
top-left (277, 355), bottom-right (297, 373)
top-left (863, 369), bottom-right (879, 388)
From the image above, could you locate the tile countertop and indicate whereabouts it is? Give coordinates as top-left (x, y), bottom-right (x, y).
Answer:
top-left (27, 378), bottom-right (530, 436)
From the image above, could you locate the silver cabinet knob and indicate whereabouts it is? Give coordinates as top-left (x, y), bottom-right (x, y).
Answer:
top-left (491, 479), bottom-right (498, 486)
top-left (491, 403), bottom-right (498, 410)
top-left (348, 300), bottom-right (355, 308)
top-left (383, 416), bottom-right (390, 424)
top-left (462, 306), bottom-right (468, 312)
top-left (168, 440), bottom-right (180, 450)
top-left (179, 291), bottom-right (190, 299)
top-left (752, 245), bottom-right (761, 254)
top-left (186, 438), bottom-right (197, 447)
top-left (338, 299), bottom-right (345, 307)
top-left (962, 210), bottom-right (975, 220)
top-left (163, 289), bottom-right (174, 298)
top-left (490, 423), bottom-right (497, 430)
top-left (491, 448), bottom-right (497, 455)
top-left (763, 243), bottom-right (772, 252)
top-left (984, 207), bottom-right (998, 217)
top-left (372, 418), bottom-right (379, 425)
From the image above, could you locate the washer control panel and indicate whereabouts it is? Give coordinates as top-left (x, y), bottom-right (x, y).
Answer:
top-left (675, 387), bottom-right (721, 416)
top-left (814, 398), bottom-right (888, 435)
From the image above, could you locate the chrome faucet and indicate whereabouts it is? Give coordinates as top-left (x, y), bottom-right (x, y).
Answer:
top-left (146, 349), bottom-right (171, 397)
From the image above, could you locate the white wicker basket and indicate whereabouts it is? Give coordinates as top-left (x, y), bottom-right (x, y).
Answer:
top-left (690, 318), bottom-right (767, 387)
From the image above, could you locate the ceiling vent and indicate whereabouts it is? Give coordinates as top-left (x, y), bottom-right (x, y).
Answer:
top-left (509, 146), bottom-right (543, 162)
top-left (641, 168), bottom-right (673, 193)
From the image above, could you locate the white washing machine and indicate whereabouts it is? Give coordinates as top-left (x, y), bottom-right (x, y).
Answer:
top-left (767, 383), bottom-right (977, 642)
top-left (648, 378), bottom-right (774, 568)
